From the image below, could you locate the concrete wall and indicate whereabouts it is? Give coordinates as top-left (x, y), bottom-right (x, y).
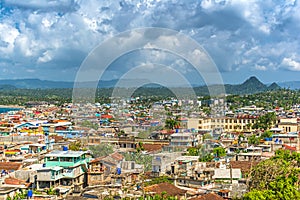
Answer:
top-left (0, 136), bottom-right (39, 143)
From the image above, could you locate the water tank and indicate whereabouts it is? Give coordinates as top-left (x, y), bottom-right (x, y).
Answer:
top-left (27, 190), bottom-right (33, 198)
top-left (117, 167), bottom-right (121, 175)
top-left (62, 146), bottom-right (68, 151)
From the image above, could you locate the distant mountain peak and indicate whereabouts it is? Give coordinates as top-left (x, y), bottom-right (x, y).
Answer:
top-left (242, 76), bottom-right (262, 84)
top-left (268, 82), bottom-right (281, 90)
top-left (241, 76), bottom-right (265, 88)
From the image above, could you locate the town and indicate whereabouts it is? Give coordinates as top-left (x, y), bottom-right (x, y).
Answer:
top-left (0, 88), bottom-right (300, 200)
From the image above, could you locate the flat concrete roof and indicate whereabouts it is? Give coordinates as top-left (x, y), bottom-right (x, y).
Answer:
top-left (44, 150), bottom-right (87, 158)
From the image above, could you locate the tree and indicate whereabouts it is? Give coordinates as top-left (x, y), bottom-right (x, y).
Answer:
top-left (260, 130), bottom-right (273, 139)
top-left (199, 154), bottom-right (213, 162)
top-left (69, 140), bottom-right (83, 151)
top-left (203, 133), bottom-right (213, 141)
top-left (244, 150), bottom-right (300, 200)
top-left (144, 176), bottom-right (173, 186)
top-left (81, 120), bottom-right (99, 130)
top-left (123, 152), bottom-right (153, 171)
top-left (213, 147), bottom-right (226, 158)
top-left (248, 134), bottom-right (260, 145)
top-left (164, 118), bottom-right (179, 130)
top-left (187, 147), bottom-right (199, 156)
top-left (252, 112), bottom-right (277, 130)
top-left (89, 143), bottom-right (114, 157)
top-left (136, 142), bottom-right (145, 153)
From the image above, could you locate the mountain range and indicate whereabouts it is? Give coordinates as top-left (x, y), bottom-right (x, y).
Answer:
top-left (0, 76), bottom-right (284, 95)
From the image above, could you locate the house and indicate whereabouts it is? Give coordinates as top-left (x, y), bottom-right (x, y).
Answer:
top-left (235, 146), bottom-right (263, 161)
top-left (174, 162), bottom-right (215, 188)
top-left (212, 168), bottom-right (242, 183)
top-left (36, 150), bottom-right (90, 193)
top-left (151, 152), bottom-right (182, 176)
top-left (88, 152), bottom-right (124, 184)
top-left (110, 161), bottom-right (144, 186)
top-left (88, 157), bottom-right (105, 185)
top-left (230, 161), bottom-right (259, 178)
top-left (164, 132), bottom-right (199, 152)
top-left (272, 132), bottom-right (300, 152)
top-left (277, 117), bottom-right (299, 133)
top-left (0, 162), bottom-right (22, 176)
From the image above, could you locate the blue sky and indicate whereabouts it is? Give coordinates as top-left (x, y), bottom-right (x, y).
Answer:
top-left (0, 0), bottom-right (300, 85)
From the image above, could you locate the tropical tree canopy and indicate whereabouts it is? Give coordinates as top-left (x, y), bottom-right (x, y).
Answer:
top-left (243, 149), bottom-right (300, 200)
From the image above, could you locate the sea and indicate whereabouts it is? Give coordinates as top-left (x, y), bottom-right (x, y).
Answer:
top-left (0, 107), bottom-right (21, 113)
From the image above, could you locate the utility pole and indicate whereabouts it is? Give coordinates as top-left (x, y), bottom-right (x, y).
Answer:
top-left (230, 162), bottom-right (233, 184)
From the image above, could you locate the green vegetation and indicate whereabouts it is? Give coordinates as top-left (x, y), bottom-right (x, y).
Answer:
top-left (203, 133), bottom-right (213, 141)
top-left (226, 89), bottom-right (300, 111)
top-left (46, 187), bottom-right (57, 195)
top-left (144, 176), bottom-right (173, 187)
top-left (213, 147), bottom-right (226, 158)
top-left (260, 130), bottom-right (273, 139)
top-left (136, 141), bottom-right (145, 153)
top-left (243, 150), bottom-right (300, 200)
top-left (122, 152), bottom-right (153, 171)
top-left (186, 146), bottom-right (200, 156)
top-left (164, 117), bottom-right (180, 130)
top-left (252, 112), bottom-right (277, 130)
top-left (199, 154), bottom-right (214, 162)
top-left (0, 85), bottom-right (299, 112)
top-left (89, 143), bottom-right (114, 157)
top-left (80, 120), bottom-right (99, 130)
top-left (248, 134), bottom-right (260, 145)
top-left (68, 140), bottom-right (87, 151)
top-left (6, 190), bottom-right (28, 200)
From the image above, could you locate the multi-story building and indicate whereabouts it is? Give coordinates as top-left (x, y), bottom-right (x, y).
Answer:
top-left (151, 152), bottom-right (182, 176)
top-left (277, 117), bottom-right (299, 133)
top-left (36, 150), bottom-right (90, 193)
top-left (186, 116), bottom-right (259, 133)
top-left (163, 132), bottom-right (200, 152)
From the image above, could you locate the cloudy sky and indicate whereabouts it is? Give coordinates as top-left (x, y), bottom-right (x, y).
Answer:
top-left (0, 0), bottom-right (300, 85)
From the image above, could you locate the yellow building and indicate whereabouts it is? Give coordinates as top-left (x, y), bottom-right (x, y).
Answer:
top-left (186, 116), bottom-right (258, 132)
top-left (277, 118), bottom-right (299, 133)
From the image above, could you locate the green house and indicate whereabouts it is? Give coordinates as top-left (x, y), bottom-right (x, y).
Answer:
top-left (44, 150), bottom-right (89, 168)
top-left (37, 150), bottom-right (91, 193)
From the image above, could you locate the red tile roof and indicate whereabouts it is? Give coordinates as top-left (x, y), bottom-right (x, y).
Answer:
top-left (190, 193), bottom-right (224, 200)
top-left (142, 144), bottom-right (165, 152)
top-left (0, 162), bottom-right (22, 171)
top-left (283, 144), bottom-right (297, 152)
top-left (230, 161), bottom-right (260, 174)
top-left (144, 183), bottom-right (186, 197)
top-left (4, 177), bottom-right (26, 185)
top-left (110, 152), bottom-right (124, 161)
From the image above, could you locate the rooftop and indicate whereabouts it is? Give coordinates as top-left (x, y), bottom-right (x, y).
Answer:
top-left (44, 150), bottom-right (87, 158)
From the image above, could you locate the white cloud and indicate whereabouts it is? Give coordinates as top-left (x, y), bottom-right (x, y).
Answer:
top-left (0, 0), bottom-right (299, 82)
top-left (37, 51), bottom-right (52, 63)
top-left (281, 57), bottom-right (300, 71)
top-left (254, 65), bottom-right (267, 71)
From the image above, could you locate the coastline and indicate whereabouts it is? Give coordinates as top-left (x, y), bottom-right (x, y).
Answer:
top-left (0, 105), bottom-right (25, 109)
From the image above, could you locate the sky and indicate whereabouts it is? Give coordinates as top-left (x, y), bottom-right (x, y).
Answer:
top-left (0, 0), bottom-right (300, 85)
